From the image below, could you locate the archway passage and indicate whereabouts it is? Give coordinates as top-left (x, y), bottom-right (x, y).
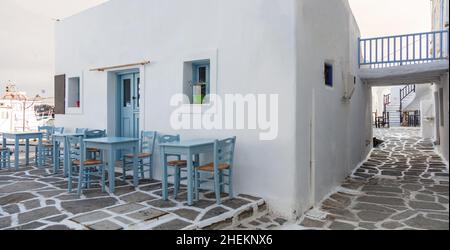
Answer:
top-left (371, 83), bottom-right (437, 142)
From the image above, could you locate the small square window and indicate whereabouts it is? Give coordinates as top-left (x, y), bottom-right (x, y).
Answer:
top-left (324, 63), bottom-right (333, 87)
top-left (183, 59), bottom-right (210, 105)
top-left (67, 77), bottom-right (81, 108)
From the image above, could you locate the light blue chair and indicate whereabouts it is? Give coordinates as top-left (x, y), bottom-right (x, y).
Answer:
top-left (122, 131), bottom-right (157, 181)
top-left (76, 128), bottom-right (88, 134)
top-left (36, 126), bottom-right (65, 165)
top-left (1, 136), bottom-right (11, 170)
top-left (84, 129), bottom-right (106, 160)
top-left (66, 135), bottom-right (106, 195)
top-left (195, 137), bottom-right (236, 205)
top-left (158, 134), bottom-right (189, 198)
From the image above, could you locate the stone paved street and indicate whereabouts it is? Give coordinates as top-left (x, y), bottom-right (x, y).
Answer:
top-left (238, 128), bottom-right (449, 230)
top-left (0, 159), bottom-right (267, 230)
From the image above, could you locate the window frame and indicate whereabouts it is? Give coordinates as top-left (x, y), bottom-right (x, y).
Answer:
top-left (65, 73), bottom-right (83, 115)
top-left (182, 49), bottom-right (218, 108)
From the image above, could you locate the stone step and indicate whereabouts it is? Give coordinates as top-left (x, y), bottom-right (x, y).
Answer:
top-left (200, 197), bottom-right (269, 230)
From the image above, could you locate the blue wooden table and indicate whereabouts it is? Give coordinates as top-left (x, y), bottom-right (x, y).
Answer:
top-left (53, 133), bottom-right (84, 176)
top-left (84, 137), bottom-right (140, 193)
top-left (159, 139), bottom-right (215, 206)
top-left (2, 132), bottom-right (43, 170)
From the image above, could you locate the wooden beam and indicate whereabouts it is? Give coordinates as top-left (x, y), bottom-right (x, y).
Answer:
top-left (90, 61), bottom-right (151, 72)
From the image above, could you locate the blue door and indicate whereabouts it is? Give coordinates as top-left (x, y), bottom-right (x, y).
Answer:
top-left (119, 73), bottom-right (140, 138)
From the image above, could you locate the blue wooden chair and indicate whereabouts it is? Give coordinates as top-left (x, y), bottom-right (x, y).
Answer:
top-left (84, 129), bottom-right (106, 160)
top-left (66, 135), bottom-right (106, 195)
top-left (158, 134), bottom-right (189, 198)
top-left (1, 136), bottom-right (11, 170)
top-left (76, 128), bottom-right (88, 134)
top-left (195, 137), bottom-right (236, 205)
top-left (122, 131), bottom-right (156, 181)
top-left (36, 126), bottom-right (65, 165)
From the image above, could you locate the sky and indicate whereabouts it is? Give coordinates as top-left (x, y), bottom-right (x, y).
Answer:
top-left (349, 0), bottom-right (432, 37)
top-left (0, 0), bottom-right (432, 99)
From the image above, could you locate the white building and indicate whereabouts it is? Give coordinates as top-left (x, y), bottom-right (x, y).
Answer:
top-left (54, 0), bottom-right (372, 218)
top-left (431, 0), bottom-right (449, 162)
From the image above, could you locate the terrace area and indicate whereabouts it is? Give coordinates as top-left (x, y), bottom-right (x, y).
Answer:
top-left (0, 156), bottom-right (269, 230)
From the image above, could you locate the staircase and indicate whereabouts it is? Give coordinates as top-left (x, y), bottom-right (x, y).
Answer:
top-left (382, 84), bottom-right (417, 127)
top-left (399, 84), bottom-right (417, 125)
top-left (385, 103), bottom-right (401, 127)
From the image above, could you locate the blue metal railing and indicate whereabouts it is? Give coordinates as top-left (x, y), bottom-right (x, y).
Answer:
top-left (359, 30), bottom-right (449, 68)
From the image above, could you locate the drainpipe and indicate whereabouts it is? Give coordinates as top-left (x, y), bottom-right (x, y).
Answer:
top-left (441, 0), bottom-right (445, 30)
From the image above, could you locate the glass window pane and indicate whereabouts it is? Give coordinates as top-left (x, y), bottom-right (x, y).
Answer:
top-left (123, 79), bottom-right (131, 107)
top-left (325, 64), bottom-right (333, 87)
top-left (199, 67), bottom-right (207, 83)
top-left (68, 77), bottom-right (80, 108)
top-left (137, 77), bottom-right (140, 108)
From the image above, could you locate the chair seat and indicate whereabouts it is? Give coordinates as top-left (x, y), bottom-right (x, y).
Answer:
top-left (0, 147), bottom-right (10, 151)
top-left (124, 153), bottom-right (152, 158)
top-left (74, 146), bottom-right (100, 152)
top-left (168, 160), bottom-right (187, 167)
top-left (72, 159), bottom-right (103, 166)
top-left (197, 162), bottom-right (230, 172)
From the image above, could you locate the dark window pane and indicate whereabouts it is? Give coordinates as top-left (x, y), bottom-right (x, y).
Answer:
top-left (199, 66), bottom-right (207, 83)
top-left (137, 77), bottom-right (140, 108)
top-left (123, 79), bottom-right (131, 107)
top-left (325, 63), bottom-right (333, 87)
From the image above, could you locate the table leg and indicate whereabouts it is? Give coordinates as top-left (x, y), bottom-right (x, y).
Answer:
top-left (194, 154), bottom-right (200, 200)
top-left (132, 143), bottom-right (139, 187)
top-left (53, 140), bottom-right (58, 173)
top-left (108, 147), bottom-right (116, 193)
top-left (25, 139), bottom-right (30, 166)
top-left (64, 138), bottom-right (69, 177)
top-left (187, 149), bottom-right (193, 206)
top-left (14, 138), bottom-right (19, 171)
top-left (161, 148), bottom-right (168, 201)
top-left (38, 136), bottom-right (43, 168)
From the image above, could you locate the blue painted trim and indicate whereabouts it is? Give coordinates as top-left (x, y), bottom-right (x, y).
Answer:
top-left (359, 30), bottom-right (448, 68)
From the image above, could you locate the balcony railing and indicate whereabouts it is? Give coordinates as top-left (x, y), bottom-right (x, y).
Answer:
top-left (359, 30), bottom-right (449, 68)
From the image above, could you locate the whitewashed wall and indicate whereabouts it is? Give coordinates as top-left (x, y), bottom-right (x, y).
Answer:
top-left (437, 73), bottom-right (449, 162)
top-left (55, 0), bottom-right (371, 217)
top-left (55, 0), bottom-right (298, 217)
top-left (294, 0), bottom-right (372, 214)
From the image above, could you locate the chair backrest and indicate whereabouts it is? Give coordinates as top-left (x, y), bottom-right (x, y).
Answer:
top-left (158, 134), bottom-right (180, 144)
top-left (85, 129), bottom-right (107, 139)
top-left (66, 135), bottom-right (84, 162)
top-left (38, 126), bottom-right (54, 141)
top-left (54, 127), bottom-right (65, 135)
top-left (141, 131), bottom-right (157, 154)
top-left (75, 128), bottom-right (88, 134)
top-left (214, 137), bottom-right (237, 168)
